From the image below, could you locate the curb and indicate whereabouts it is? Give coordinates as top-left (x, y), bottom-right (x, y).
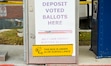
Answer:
top-left (0, 64), bottom-right (14, 66)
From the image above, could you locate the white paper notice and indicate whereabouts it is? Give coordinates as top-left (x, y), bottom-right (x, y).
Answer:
top-left (35, 0), bottom-right (76, 56)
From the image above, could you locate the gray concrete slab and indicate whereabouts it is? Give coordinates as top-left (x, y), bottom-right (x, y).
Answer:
top-left (0, 45), bottom-right (111, 66)
top-left (0, 51), bottom-right (8, 61)
top-left (0, 45), bottom-right (25, 66)
top-left (79, 46), bottom-right (111, 65)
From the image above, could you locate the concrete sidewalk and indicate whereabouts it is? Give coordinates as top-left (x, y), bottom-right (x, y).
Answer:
top-left (0, 45), bottom-right (25, 66)
top-left (79, 46), bottom-right (111, 65)
top-left (0, 45), bottom-right (111, 66)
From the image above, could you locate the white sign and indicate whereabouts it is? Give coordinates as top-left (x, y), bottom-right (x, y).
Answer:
top-left (35, 0), bottom-right (76, 56)
top-left (0, 5), bottom-right (7, 17)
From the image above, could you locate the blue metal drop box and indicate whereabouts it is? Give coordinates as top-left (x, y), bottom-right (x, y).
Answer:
top-left (90, 0), bottom-right (111, 58)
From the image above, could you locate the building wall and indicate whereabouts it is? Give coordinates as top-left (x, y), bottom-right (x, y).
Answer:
top-left (0, 6), bottom-right (23, 18)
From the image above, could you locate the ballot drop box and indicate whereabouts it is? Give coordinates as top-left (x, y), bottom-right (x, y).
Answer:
top-left (24, 0), bottom-right (79, 64)
top-left (91, 0), bottom-right (111, 58)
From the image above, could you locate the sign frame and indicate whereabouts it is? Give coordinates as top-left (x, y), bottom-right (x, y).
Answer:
top-left (24, 0), bottom-right (79, 64)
